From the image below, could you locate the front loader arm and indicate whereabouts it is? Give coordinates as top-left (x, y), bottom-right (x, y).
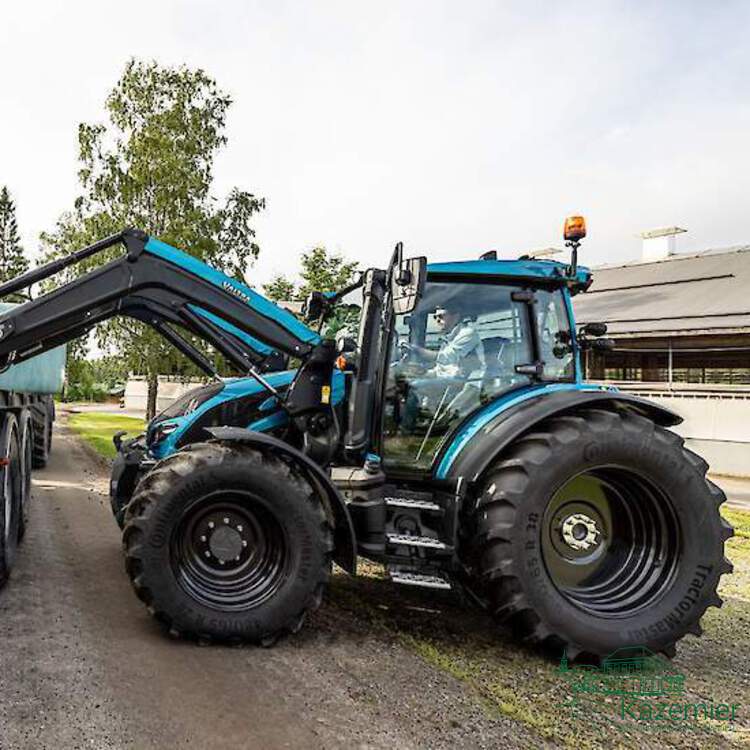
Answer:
top-left (0, 229), bottom-right (320, 373)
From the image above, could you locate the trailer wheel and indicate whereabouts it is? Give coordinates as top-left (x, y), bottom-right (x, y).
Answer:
top-left (46, 397), bottom-right (54, 452)
top-left (123, 441), bottom-right (333, 643)
top-left (30, 399), bottom-right (50, 469)
top-left (17, 409), bottom-right (33, 542)
top-left (469, 408), bottom-right (733, 658)
top-left (0, 414), bottom-right (23, 586)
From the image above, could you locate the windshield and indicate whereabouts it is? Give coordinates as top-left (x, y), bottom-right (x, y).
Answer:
top-left (381, 279), bottom-right (573, 471)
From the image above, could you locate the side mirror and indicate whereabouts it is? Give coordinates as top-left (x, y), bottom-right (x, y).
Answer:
top-left (591, 338), bottom-right (615, 352)
top-left (391, 256), bottom-right (426, 315)
top-left (303, 291), bottom-right (326, 322)
top-left (581, 322), bottom-right (608, 337)
top-left (336, 335), bottom-right (357, 354)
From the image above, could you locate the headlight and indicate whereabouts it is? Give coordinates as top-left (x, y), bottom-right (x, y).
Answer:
top-left (152, 421), bottom-right (179, 445)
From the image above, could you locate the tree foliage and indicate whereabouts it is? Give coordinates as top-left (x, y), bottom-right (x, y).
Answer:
top-left (297, 246), bottom-right (358, 301)
top-left (0, 186), bottom-right (30, 302)
top-left (41, 59), bottom-right (265, 417)
top-left (263, 246), bottom-right (359, 338)
top-left (263, 246), bottom-right (358, 302)
top-left (262, 275), bottom-right (296, 303)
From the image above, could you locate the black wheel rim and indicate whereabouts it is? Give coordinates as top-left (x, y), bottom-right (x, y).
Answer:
top-left (541, 467), bottom-right (681, 617)
top-left (171, 489), bottom-right (291, 612)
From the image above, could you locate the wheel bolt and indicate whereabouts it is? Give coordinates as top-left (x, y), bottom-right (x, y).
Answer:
top-left (204, 551), bottom-right (211, 558)
top-left (236, 525), bottom-right (243, 532)
top-left (200, 535), bottom-right (206, 542)
top-left (242, 540), bottom-right (247, 547)
top-left (235, 556), bottom-right (240, 562)
top-left (208, 521), bottom-right (215, 529)
top-left (223, 517), bottom-right (229, 524)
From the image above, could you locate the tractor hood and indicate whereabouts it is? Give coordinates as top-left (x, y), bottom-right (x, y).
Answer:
top-left (146, 369), bottom-right (346, 459)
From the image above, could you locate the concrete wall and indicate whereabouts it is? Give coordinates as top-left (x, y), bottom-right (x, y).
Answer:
top-left (612, 384), bottom-right (750, 477)
top-left (124, 377), bottom-right (206, 414)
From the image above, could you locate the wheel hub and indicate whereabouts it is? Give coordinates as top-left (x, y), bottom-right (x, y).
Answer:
top-left (209, 525), bottom-right (244, 562)
top-left (561, 512), bottom-right (600, 551)
top-left (196, 512), bottom-right (250, 566)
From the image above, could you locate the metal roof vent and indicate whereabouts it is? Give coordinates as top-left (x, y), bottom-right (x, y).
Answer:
top-left (640, 227), bottom-right (687, 262)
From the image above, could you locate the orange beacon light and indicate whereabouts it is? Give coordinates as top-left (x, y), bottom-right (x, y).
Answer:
top-left (564, 215), bottom-right (587, 243)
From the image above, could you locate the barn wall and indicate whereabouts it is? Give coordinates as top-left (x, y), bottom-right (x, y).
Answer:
top-left (613, 384), bottom-right (750, 477)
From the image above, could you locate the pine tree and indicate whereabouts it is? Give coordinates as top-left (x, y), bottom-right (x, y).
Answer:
top-left (0, 187), bottom-right (30, 302)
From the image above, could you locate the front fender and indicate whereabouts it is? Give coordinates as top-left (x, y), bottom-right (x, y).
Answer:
top-left (205, 426), bottom-right (357, 574)
top-left (439, 388), bottom-right (683, 485)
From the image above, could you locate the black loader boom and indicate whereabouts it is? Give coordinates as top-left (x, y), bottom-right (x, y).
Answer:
top-left (0, 228), bottom-right (306, 378)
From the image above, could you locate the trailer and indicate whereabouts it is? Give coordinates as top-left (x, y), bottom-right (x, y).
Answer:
top-left (0, 302), bottom-right (64, 587)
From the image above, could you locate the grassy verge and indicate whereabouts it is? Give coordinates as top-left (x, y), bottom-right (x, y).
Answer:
top-left (67, 412), bottom-right (145, 459)
top-left (324, 507), bottom-right (750, 749)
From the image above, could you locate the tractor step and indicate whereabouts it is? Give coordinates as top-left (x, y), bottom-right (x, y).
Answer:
top-left (386, 533), bottom-right (449, 550)
top-left (388, 567), bottom-right (452, 590)
top-left (385, 496), bottom-right (441, 511)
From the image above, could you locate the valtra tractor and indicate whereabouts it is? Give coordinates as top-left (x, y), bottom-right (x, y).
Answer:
top-left (0, 217), bottom-right (732, 658)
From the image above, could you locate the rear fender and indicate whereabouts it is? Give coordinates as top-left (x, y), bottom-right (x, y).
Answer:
top-left (440, 389), bottom-right (683, 486)
top-left (205, 426), bottom-right (357, 574)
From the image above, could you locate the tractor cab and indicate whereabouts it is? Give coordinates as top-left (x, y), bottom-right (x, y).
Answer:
top-left (326, 246), bottom-right (592, 483)
top-left (378, 259), bottom-right (585, 474)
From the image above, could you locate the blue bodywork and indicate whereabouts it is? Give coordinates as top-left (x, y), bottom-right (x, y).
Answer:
top-left (144, 237), bottom-right (321, 346)
top-left (427, 258), bottom-right (591, 292)
top-left (434, 381), bottom-right (613, 479)
top-left (149, 369), bottom-right (346, 460)
top-left (141, 237), bottom-right (599, 479)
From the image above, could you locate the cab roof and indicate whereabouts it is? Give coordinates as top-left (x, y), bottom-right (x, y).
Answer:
top-left (426, 258), bottom-right (592, 293)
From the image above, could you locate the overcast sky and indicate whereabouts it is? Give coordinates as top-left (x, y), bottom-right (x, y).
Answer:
top-left (3, 1), bottom-right (750, 286)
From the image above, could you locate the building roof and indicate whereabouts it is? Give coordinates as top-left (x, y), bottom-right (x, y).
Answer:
top-left (573, 245), bottom-right (750, 337)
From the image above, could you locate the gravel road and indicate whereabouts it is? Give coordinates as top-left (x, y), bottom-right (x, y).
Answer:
top-left (0, 421), bottom-right (537, 750)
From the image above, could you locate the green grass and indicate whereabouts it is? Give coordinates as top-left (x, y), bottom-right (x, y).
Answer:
top-left (67, 412), bottom-right (145, 459)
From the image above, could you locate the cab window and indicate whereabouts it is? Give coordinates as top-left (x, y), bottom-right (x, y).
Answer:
top-left (536, 289), bottom-right (575, 380)
top-left (382, 280), bottom-right (534, 471)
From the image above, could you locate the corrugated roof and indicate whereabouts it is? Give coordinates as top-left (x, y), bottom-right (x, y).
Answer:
top-left (573, 245), bottom-right (750, 337)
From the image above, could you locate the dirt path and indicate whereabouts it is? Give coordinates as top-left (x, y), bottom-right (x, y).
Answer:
top-left (0, 421), bottom-right (535, 750)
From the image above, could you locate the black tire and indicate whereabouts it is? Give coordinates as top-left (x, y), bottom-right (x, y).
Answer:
top-left (469, 408), bottom-right (734, 659)
top-left (110, 438), bottom-right (147, 530)
top-left (123, 441), bottom-right (333, 643)
top-left (30, 398), bottom-right (50, 469)
top-left (17, 409), bottom-right (33, 543)
top-left (0, 413), bottom-right (23, 587)
top-left (46, 398), bottom-right (54, 452)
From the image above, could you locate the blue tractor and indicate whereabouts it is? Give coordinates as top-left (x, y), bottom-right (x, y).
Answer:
top-left (0, 219), bottom-right (732, 658)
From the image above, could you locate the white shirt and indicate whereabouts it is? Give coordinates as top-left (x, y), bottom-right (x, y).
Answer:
top-left (430, 318), bottom-right (486, 380)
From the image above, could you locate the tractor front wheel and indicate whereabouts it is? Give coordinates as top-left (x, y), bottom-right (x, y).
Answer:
top-left (470, 408), bottom-right (733, 658)
top-left (123, 441), bottom-right (333, 644)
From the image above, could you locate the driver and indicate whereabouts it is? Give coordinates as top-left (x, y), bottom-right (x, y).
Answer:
top-left (403, 303), bottom-right (486, 382)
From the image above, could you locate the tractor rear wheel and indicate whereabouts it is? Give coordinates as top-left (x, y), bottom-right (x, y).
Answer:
top-left (123, 441), bottom-right (333, 643)
top-left (0, 413), bottom-right (23, 586)
top-left (470, 408), bottom-right (733, 659)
